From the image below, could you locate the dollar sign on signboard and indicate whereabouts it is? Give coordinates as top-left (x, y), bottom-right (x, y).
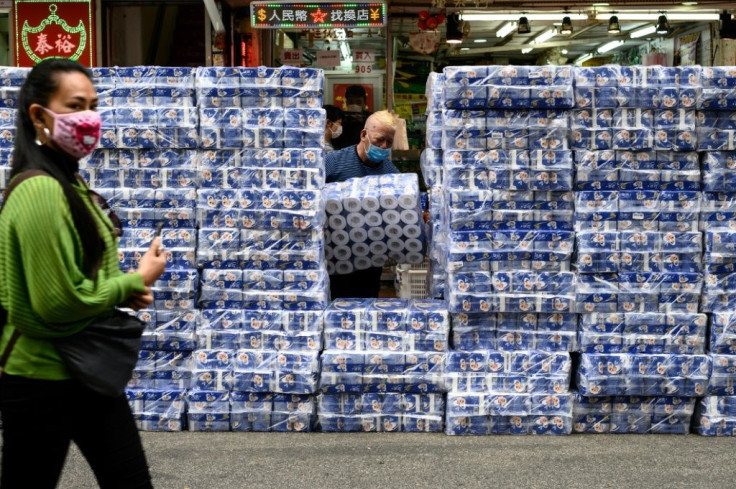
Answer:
top-left (257, 9), bottom-right (267, 21)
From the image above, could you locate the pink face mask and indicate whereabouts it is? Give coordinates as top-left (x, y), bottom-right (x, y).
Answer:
top-left (42, 107), bottom-right (101, 159)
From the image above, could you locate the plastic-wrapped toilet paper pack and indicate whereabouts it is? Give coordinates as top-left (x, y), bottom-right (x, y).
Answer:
top-left (577, 312), bottom-right (707, 355)
top-left (128, 349), bottom-right (193, 391)
top-left (442, 150), bottom-right (573, 191)
top-left (446, 269), bottom-right (576, 314)
top-left (445, 392), bottom-right (573, 435)
top-left (318, 393), bottom-right (445, 432)
top-left (320, 299), bottom-right (448, 393)
top-left (703, 231), bottom-right (736, 312)
top-left (576, 353), bottom-right (710, 397)
top-left (693, 396), bottom-right (736, 435)
top-left (700, 192), bottom-right (736, 232)
top-left (319, 350), bottom-right (447, 395)
top-left (703, 151), bottom-right (736, 191)
top-left (445, 349), bottom-right (572, 435)
top-left (420, 148), bottom-right (443, 188)
top-left (195, 309), bottom-right (322, 352)
top-left (132, 309), bottom-right (197, 359)
top-left (188, 349), bottom-right (320, 395)
top-left (323, 174), bottom-right (427, 273)
top-left (447, 229), bottom-right (575, 269)
top-left (708, 354), bottom-right (736, 395)
top-left (445, 189), bottom-right (575, 232)
top-left (574, 191), bottom-right (701, 232)
top-left (442, 65), bottom-right (573, 110)
top-left (572, 392), bottom-right (696, 434)
top-left (708, 313), bottom-right (736, 354)
top-left (451, 312), bottom-right (577, 352)
top-left (576, 272), bottom-right (702, 314)
top-left (576, 231), bottom-right (703, 274)
top-left (699, 67), bottom-right (736, 110)
top-left (127, 389), bottom-right (186, 431)
top-left (321, 299), bottom-right (449, 353)
top-left (230, 393), bottom-right (317, 432)
top-left (444, 350), bottom-right (571, 394)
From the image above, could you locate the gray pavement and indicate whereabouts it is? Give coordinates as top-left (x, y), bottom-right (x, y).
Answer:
top-left (46, 432), bottom-right (736, 489)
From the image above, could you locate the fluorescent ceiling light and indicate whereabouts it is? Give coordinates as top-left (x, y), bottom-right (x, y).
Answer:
top-left (474, 39), bottom-right (488, 43)
top-left (496, 22), bottom-right (517, 37)
top-left (630, 25), bottom-right (657, 38)
top-left (462, 13), bottom-right (588, 21)
top-left (521, 47), bottom-right (533, 54)
top-left (460, 47), bottom-right (470, 51)
top-left (532, 28), bottom-right (557, 44)
top-left (682, 2), bottom-right (698, 5)
top-left (575, 53), bottom-right (593, 65)
top-left (340, 41), bottom-right (351, 61)
top-left (593, 3), bottom-right (609, 6)
top-left (561, 49), bottom-right (569, 54)
top-left (595, 12), bottom-right (719, 21)
top-left (598, 40), bottom-right (625, 53)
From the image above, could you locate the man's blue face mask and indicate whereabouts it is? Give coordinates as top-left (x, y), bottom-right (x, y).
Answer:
top-left (365, 141), bottom-right (390, 163)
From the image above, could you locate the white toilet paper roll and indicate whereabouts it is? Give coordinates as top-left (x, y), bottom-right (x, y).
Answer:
top-left (405, 238), bottom-right (423, 253)
top-left (325, 244), bottom-right (335, 260)
top-left (349, 227), bottom-right (368, 243)
top-left (398, 194), bottom-right (416, 210)
top-left (389, 250), bottom-right (406, 263)
top-left (343, 197), bottom-right (362, 213)
top-left (331, 230), bottom-right (350, 246)
top-left (406, 252), bottom-right (425, 264)
top-left (371, 255), bottom-right (388, 267)
top-left (325, 199), bottom-right (343, 215)
top-left (368, 227), bottom-right (385, 242)
top-left (387, 238), bottom-right (404, 252)
top-left (369, 241), bottom-right (388, 256)
top-left (382, 210), bottom-right (401, 225)
top-left (385, 224), bottom-right (403, 239)
top-left (403, 224), bottom-right (422, 239)
top-left (352, 242), bottom-right (370, 257)
top-left (328, 215), bottom-right (347, 230)
top-left (326, 261), bottom-right (335, 275)
top-left (324, 229), bottom-right (332, 243)
top-left (354, 256), bottom-right (372, 270)
top-left (364, 211), bottom-right (383, 227)
top-left (333, 245), bottom-right (352, 261)
top-left (379, 194), bottom-right (399, 210)
top-left (335, 260), bottom-right (354, 275)
top-left (346, 212), bottom-right (366, 228)
top-left (400, 209), bottom-right (419, 225)
top-left (361, 196), bottom-right (380, 212)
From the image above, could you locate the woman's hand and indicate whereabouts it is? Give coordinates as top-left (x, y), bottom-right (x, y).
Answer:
top-left (137, 237), bottom-right (167, 286)
top-left (122, 287), bottom-right (153, 311)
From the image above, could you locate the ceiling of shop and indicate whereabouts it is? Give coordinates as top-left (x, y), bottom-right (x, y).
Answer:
top-left (225, 1), bottom-right (734, 66)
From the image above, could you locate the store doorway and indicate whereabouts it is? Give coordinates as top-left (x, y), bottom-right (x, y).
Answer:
top-left (0, 8), bottom-right (9, 66)
top-left (103, 2), bottom-right (206, 66)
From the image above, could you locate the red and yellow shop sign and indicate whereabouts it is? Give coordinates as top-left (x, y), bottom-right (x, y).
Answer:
top-left (251, 2), bottom-right (386, 29)
top-left (13, 1), bottom-right (96, 67)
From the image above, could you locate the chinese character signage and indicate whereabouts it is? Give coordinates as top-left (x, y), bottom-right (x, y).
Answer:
top-left (13, 1), bottom-right (96, 67)
top-left (316, 50), bottom-right (340, 67)
top-left (281, 49), bottom-right (303, 66)
top-left (251, 2), bottom-right (386, 29)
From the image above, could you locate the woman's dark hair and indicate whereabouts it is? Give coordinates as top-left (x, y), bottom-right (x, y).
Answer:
top-left (323, 104), bottom-right (344, 124)
top-left (13, 59), bottom-right (104, 280)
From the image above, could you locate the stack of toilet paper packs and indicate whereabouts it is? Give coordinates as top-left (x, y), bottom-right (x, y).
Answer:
top-left (324, 173), bottom-right (426, 275)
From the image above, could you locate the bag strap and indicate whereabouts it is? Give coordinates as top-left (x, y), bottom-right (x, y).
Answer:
top-left (0, 170), bottom-right (50, 372)
top-left (2, 170), bottom-right (50, 205)
top-left (0, 330), bottom-right (20, 374)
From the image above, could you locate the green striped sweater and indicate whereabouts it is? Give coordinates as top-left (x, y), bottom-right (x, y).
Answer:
top-left (0, 175), bottom-right (146, 379)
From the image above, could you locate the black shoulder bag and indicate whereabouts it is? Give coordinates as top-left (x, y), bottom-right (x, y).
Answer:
top-left (0, 170), bottom-right (146, 397)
